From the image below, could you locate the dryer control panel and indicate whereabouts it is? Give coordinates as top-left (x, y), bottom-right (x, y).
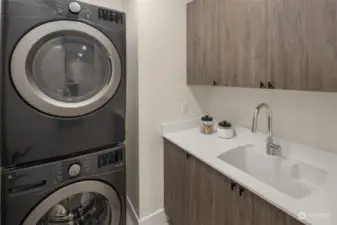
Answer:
top-left (7, 0), bottom-right (125, 30)
top-left (98, 7), bottom-right (124, 24)
top-left (3, 145), bottom-right (125, 194)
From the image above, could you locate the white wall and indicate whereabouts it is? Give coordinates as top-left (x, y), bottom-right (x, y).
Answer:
top-left (190, 86), bottom-right (337, 153)
top-left (124, 0), bottom-right (140, 217)
top-left (136, 0), bottom-right (202, 219)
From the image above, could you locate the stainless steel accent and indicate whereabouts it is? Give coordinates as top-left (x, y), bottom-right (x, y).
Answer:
top-left (11, 20), bottom-right (122, 117)
top-left (22, 181), bottom-right (121, 225)
top-left (251, 103), bottom-right (281, 156)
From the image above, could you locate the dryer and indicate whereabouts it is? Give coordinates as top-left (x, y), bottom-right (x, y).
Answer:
top-left (1, 145), bottom-right (126, 225)
top-left (1, 0), bottom-right (126, 167)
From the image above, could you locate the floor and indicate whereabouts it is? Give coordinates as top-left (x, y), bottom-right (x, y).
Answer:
top-left (126, 212), bottom-right (169, 225)
top-left (126, 212), bottom-right (136, 225)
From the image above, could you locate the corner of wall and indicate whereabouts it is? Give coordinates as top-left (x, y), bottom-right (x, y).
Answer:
top-left (125, 0), bottom-right (140, 218)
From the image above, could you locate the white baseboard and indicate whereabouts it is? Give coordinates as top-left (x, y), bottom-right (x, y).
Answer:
top-left (138, 208), bottom-right (167, 225)
top-left (127, 197), bottom-right (168, 225)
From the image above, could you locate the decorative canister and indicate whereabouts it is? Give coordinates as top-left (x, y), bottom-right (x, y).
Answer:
top-left (200, 115), bottom-right (215, 134)
top-left (217, 121), bottom-right (234, 139)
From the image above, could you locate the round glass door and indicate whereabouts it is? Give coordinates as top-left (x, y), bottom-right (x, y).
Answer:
top-left (23, 181), bottom-right (121, 225)
top-left (11, 21), bottom-right (122, 117)
top-left (32, 36), bottom-right (111, 103)
top-left (38, 192), bottom-right (112, 225)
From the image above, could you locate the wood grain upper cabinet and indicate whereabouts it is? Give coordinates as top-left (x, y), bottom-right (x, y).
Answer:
top-left (266, 0), bottom-right (308, 90)
top-left (218, 0), bottom-right (268, 88)
top-left (267, 0), bottom-right (337, 91)
top-left (305, 0), bottom-right (337, 91)
top-left (187, 0), bottom-right (337, 92)
top-left (187, 0), bottom-right (219, 85)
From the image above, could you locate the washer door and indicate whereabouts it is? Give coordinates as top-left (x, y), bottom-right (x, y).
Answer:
top-left (22, 181), bottom-right (121, 225)
top-left (11, 20), bottom-right (121, 117)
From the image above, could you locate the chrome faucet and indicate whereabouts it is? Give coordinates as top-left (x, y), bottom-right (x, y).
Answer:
top-left (251, 103), bottom-right (281, 156)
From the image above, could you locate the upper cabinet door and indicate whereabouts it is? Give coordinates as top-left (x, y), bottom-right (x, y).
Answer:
top-left (187, 0), bottom-right (219, 85)
top-left (306, 0), bottom-right (337, 91)
top-left (187, 0), bottom-right (337, 92)
top-left (267, 0), bottom-right (308, 90)
top-left (218, 0), bottom-right (268, 88)
top-left (267, 0), bottom-right (337, 91)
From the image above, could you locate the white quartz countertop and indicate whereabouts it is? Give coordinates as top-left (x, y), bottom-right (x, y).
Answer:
top-left (162, 119), bottom-right (337, 225)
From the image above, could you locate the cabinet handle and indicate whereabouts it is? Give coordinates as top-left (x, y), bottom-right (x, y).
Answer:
top-left (239, 187), bottom-right (245, 196)
top-left (268, 82), bottom-right (274, 89)
top-left (231, 182), bottom-right (236, 191)
top-left (260, 82), bottom-right (265, 88)
top-left (213, 80), bottom-right (218, 86)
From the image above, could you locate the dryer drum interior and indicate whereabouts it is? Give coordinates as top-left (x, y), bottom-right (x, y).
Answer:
top-left (11, 20), bottom-right (122, 117)
top-left (22, 181), bottom-right (121, 225)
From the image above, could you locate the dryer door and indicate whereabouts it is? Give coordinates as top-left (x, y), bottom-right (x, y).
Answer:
top-left (22, 181), bottom-right (121, 225)
top-left (11, 20), bottom-right (122, 117)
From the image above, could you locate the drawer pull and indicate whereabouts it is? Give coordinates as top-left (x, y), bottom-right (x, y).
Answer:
top-left (239, 187), bottom-right (245, 196)
top-left (260, 81), bottom-right (265, 88)
top-left (231, 182), bottom-right (236, 190)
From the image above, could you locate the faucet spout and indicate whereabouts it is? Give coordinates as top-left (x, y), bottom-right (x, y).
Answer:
top-left (251, 103), bottom-right (280, 156)
top-left (252, 103), bottom-right (272, 137)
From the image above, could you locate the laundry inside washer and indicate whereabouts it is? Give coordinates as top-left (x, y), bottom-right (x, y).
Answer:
top-left (39, 193), bottom-right (111, 225)
top-left (2, 145), bottom-right (126, 225)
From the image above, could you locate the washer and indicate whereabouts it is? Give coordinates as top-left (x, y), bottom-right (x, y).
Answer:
top-left (1, 145), bottom-right (126, 225)
top-left (1, 0), bottom-right (126, 167)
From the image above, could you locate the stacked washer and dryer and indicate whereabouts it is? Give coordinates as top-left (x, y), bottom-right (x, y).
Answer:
top-left (0, 0), bottom-right (126, 224)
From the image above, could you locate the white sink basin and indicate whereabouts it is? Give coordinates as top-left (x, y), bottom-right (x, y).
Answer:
top-left (218, 145), bottom-right (327, 199)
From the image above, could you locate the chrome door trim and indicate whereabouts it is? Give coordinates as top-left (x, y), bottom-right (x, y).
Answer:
top-left (22, 181), bottom-right (121, 225)
top-left (11, 20), bottom-right (122, 117)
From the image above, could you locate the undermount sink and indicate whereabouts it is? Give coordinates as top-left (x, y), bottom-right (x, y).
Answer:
top-left (218, 145), bottom-right (327, 199)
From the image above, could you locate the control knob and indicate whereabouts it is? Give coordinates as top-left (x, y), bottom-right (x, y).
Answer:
top-left (69, 2), bottom-right (82, 14)
top-left (69, 163), bottom-right (81, 177)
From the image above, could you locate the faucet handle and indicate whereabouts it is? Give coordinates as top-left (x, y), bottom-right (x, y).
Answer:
top-left (267, 137), bottom-right (281, 156)
top-left (270, 142), bottom-right (281, 150)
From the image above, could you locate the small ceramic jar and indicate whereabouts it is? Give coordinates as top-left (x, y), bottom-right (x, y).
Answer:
top-left (200, 115), bottom-right (215, 134)
top-left (217, 121), bottom-right (234, 139)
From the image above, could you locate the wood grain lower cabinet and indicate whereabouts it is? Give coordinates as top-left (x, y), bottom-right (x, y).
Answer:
top-left (164, 140), bottom-right (189, 225)
top-left (164, 140), bottom-right (304, 225)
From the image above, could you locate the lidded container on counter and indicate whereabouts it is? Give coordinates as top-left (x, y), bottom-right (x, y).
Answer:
top-left (200, 115), bottom-right (215, 134)
top-left (217, 120), bottom-right (234, 139)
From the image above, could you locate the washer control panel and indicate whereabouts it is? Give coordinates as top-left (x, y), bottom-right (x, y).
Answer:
top-left (4, 146), bottom-right (125, 194)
